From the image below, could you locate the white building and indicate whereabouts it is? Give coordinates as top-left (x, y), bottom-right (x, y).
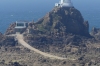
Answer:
top-left (55, 0), bottom-right (73, 7)
top-left (15, 21), bottom-right (28, 33)
top-left (15, 21), bottom-right (27, 29)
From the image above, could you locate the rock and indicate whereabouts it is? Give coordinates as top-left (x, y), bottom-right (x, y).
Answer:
top-left (0, 32), bottom-right (3, 40)
top-left (36, 7), bottom-right (90, 37)
top-left (90, 27), bottom-right (100, 40)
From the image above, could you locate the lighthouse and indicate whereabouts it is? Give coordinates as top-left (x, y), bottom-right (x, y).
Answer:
top-left (55, 0), bottom-right (73, 7)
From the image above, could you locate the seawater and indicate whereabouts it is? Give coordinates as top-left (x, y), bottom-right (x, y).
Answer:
top-left (0, 0), bottom-right (100, 33)
top-left (0, 11), bottom-right (47, 33)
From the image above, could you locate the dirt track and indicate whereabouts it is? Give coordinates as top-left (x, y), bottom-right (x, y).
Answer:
top-left (16, 33), bottom-right (67, 60)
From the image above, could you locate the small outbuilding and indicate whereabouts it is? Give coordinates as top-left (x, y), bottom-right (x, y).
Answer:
top-left (15, 21), bottom-right (28, 33)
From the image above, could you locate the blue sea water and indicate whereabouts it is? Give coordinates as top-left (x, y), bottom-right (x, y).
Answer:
top-left (0, 0), bottom-right (100, 33)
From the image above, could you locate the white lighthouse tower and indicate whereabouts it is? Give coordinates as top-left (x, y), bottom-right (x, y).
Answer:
top-left (55, 0), bottom-right (73, 7)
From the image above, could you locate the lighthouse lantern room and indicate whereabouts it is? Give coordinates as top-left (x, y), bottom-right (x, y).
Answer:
top-left (55, 0), bottom-right (73, 7)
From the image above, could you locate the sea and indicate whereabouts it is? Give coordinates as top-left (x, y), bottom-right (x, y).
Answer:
top-left (0, 0), bottom-right (100, 33)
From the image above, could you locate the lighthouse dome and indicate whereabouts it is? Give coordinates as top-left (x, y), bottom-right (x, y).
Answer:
top-left (61, 0), bottom-right (73, 7)
top-left (55, 0), bottom-right (73, 7)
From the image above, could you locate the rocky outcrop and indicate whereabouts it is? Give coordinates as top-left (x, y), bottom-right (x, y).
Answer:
top-left (22, 7), bottom-right (94, 56)
top-left (5, 7), bottom-right (90, 37)
top-left (36, 7), bottom-right (90, 37)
